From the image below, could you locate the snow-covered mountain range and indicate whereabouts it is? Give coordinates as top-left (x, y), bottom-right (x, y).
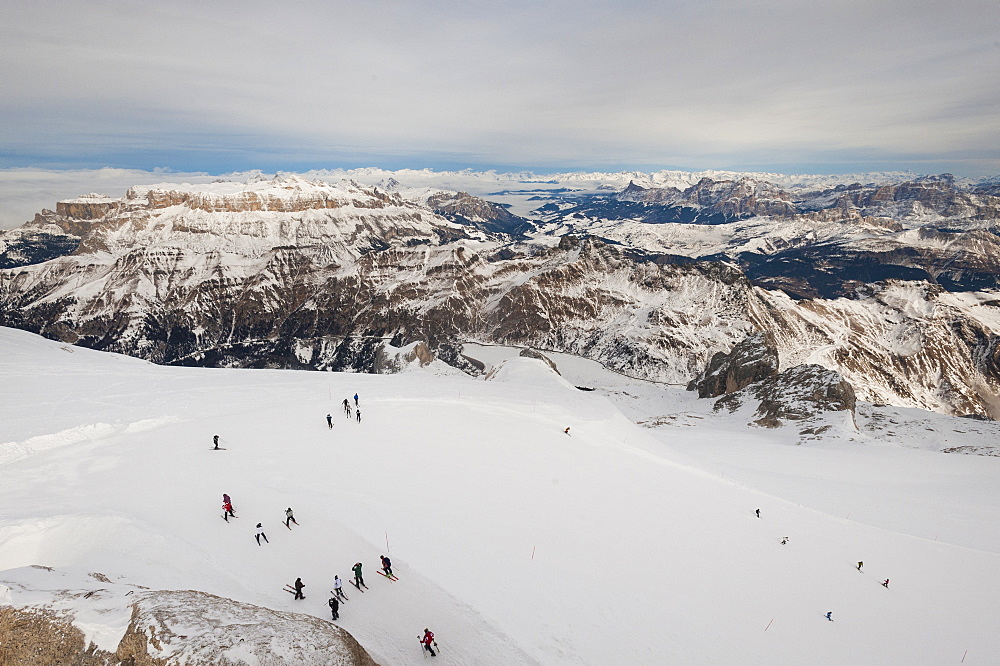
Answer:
top-left (1, 169), bottom-right (999, 418)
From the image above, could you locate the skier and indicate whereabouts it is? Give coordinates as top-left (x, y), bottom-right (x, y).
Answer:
top-left (564, 427), bottom-right (570, 435)
top-left (780, 537), bottom-right (788, 545)
top-left (825, 612), bottom-right (833, 621)
top-left (380, 555), bottom-right (393, 578)
top-left (327, 414), bottom-right (333, 429)
top-left (293, 577), bottom-right (305, 600)
top-left (882, 579), bottom-right (889, 588)
top-left (255, 523), bottom-right (269, 546)
top-left (213, 434), bottom-right (220, 450)
top-left (420, 628), bottom-right (437, 656)
top-left (356, 408), bottom-right (362, 423)
top-left (352, 562), bottom-right (365, 588)
top-left (285, 507), bottom-right (298, 528)
top-left (857, 561), bottom-right (863, 571)
top-left (756, 509), bottom-right (761, 518)
top-left (354, 393), bottom-right (359, 407)
top-left (342, 398), bottom-right (350, 415)
top-left (332, 575), bottom-right (348, 601)
top-left (222, 494), bottom-right (235, 520)
top-left (328, 596), bottom-right (340, 620)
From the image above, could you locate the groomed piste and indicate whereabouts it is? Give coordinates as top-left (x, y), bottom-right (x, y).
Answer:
top-left (1, 326), bottom-right (999, 664)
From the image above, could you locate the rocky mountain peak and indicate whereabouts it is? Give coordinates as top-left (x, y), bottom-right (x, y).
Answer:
top-left (714, 363), bottom-right (857, 429)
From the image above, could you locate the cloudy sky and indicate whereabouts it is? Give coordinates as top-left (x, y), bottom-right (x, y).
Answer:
top-left (2, 0), bottom-right (998, 177)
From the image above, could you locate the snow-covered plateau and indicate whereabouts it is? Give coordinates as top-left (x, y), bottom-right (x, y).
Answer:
top-left (1, 327), bottom-right (999, 665)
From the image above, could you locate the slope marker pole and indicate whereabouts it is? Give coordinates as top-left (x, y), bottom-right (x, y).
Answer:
top-left (385, 531), bottom-right (390, 553)
top-left (764, 618), bottom-right (774, 631)
top-left (962, 649), bottom-right (968, 663)
top-left (531, 545), bottom-right (535, 560)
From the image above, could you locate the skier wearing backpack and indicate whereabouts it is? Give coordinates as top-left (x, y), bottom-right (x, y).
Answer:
top-left (328, 596), bottom-right (340, 620)
top-left (420, 628), bottom-right (437, 656)
top-left (380, 555), bottom-right (393, 578)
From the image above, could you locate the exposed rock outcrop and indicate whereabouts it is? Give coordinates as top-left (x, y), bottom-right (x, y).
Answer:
top-left (519, 347), bottom-right (560, 374)
top-left (0, 567), bottom-right (379, 666)
top-left (687, 332), bottom-right (779, 398)
top-left (715, 364), bottom-right (857, 428)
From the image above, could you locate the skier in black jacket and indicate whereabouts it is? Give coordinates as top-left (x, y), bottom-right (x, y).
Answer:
top-left (293, 577), bottom-right (305, 600)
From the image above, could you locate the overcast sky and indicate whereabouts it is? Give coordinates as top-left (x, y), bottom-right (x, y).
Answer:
top-left (2, 0), bottom-right (998, 177)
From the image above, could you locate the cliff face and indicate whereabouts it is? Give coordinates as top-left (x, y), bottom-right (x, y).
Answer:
top-left (1, 173), bottom-right (999, 418)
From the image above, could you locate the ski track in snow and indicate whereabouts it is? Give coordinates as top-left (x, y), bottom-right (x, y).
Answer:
top-left (1, 327), bottom-right (1000, 665)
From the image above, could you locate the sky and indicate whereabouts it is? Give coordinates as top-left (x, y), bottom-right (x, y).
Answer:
top-left (1, 0), bottom-right (999, 178)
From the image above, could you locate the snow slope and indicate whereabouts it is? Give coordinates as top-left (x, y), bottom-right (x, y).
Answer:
top-left (2, 327), bottom-right (999, 664)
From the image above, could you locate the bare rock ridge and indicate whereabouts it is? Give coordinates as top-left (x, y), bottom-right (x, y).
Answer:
top-left (0, 172), bottom-right (998, 418)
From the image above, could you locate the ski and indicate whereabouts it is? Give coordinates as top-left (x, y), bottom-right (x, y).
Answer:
top-left (330, 591), bottom-right (348, 602)
top-left (349, 580), bottom-right (365, 592)
top-left (418, 638), bottom-right (440, 656)
top-left (210, 447), bottom-right (227, 450)
top-left (376, 571), bottom-right (398, 581)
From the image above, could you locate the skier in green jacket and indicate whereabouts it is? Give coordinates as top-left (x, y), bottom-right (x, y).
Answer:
top-left (352, 562), bottom-right (366, 588)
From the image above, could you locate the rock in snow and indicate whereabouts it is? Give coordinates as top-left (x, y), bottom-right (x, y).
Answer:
top-left (0, 566), bottom-right (377, 666)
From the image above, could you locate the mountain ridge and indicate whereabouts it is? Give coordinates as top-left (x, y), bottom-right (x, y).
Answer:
top-left (1, 171), bottom-right (998, 418)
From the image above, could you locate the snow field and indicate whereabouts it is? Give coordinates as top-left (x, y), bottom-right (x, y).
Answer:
top-left (1, 327), bottom-right (999, 664)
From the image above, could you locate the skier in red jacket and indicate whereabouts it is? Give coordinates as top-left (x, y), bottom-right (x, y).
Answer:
top-left (420, 628), bottom-right (437, 656)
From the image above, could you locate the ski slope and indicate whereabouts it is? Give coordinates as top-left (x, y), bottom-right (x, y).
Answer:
top-left (1, 327), bottom-right (999, 664)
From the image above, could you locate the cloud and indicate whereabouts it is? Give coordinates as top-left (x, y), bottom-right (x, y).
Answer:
top-left (1, 0), bottom-right (997, 176)
top-left (0, 167), bottom-right (224, 229)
